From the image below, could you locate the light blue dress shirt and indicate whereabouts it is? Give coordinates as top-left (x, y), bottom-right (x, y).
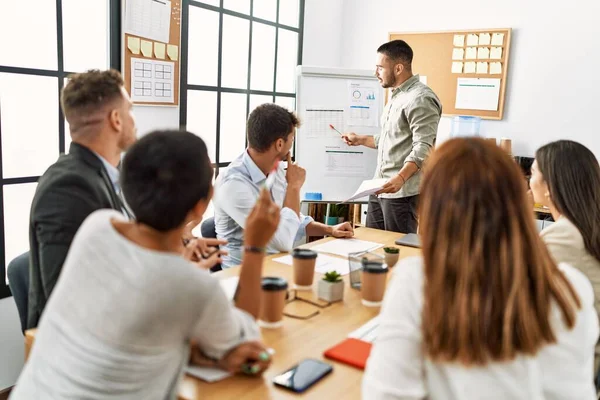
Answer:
top-left (214, 151), bottom-right (313, 268)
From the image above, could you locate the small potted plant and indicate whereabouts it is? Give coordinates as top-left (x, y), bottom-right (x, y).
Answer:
top-left (383, 246), bottom-right (400, 267)
top-left (318, 271), bottom-right (344, 302)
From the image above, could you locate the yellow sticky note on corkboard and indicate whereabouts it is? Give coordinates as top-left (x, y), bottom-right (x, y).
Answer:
top-left (141, 40), bottom-right (153, 58)
top-left (167, 44), bottom-right (179, 61)
top-left (154, 42), bottom-right (166, 59)
top-left (127, 37), bottom-right (140, 55)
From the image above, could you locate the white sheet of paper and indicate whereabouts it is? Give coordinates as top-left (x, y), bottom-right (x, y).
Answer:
top-left (347, 81), bottom-right (380, 127)
top-left (466, 34), bottom-right (479, 46)
top-left (490, 62), bottom-right (502, 74)
top-left (343, 178), bottom-right (387, 202)
top-left (130, 58), bottom-right (175, 103)
top-left (491, 33), bottom-right (505, 46)
top-left (476, 62), bottom-right (488, 74)
top-left (455, 78), bottom-right (501, 111)
top-left (419, 75), bottom-right (428, 85)
top-left (304, 107), bottom-right (344, 139)
top-left (464, 62), bottom-right (477, 73)
top-left (125, 0), bottom-right (172, 43)
top-left (451, 62), bottom-right (464, 74)
top-left (452, 48), bottom-right (464, 60)
top-left (310, 238), bottom-right (382, 257)
top-left (453, 34), bottom-right (465, 47)
top-left (490, 47), bottom-right (503, 59)
top-left (219, 276), bottom-right (239, 301)
top-left (477, 47), bottom-right (490, 59)
top-left (479, 33), bottom-right (491, 46)
top-left (186, 365), bottom-right (232, 383)
top-left (465, 47), bottom-right (477, 59)
top-left (274, 254), bottom-right (350, 275)
top-left (325, 149), bottom-right (367, 178)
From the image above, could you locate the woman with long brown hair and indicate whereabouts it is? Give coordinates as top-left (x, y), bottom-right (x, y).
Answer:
top-left (530, 140), bottom-right (600, 375)
top-left (363, 138), bottom-right (598, 399)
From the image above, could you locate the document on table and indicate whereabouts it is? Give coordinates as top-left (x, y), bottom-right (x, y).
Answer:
top-left (343, 178), bottom-right (387, 202)
top-left (219, 276), bottom-right (239, 301)
top-left (310, 238), bottom-right (382, 257)
top-left (274, 253), bottom-right (350, 275)
top-left (186, 365), bottom-right (232, 382)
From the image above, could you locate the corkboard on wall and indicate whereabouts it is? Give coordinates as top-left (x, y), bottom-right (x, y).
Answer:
top-left (123, 0), bottom-right (182, 106)
top-left (389, 28), bottom-right (511, 120)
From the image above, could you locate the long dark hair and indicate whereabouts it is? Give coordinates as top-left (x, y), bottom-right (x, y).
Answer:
top-left (536, 140), bottom-right (600, 264)
top-left (420, 138), bottom-right (579, 366)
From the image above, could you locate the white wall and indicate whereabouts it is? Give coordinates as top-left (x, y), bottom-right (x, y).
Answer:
top-left (340, 0), bottom-right (600, 157)
top-left (302, 0), bottom-right (344, 67)
top-left (0, 298), bottom-right (25, 390)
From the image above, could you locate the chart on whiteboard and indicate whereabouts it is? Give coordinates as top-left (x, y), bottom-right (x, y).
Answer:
top-left (303, 107), bottom-right (345, 139)
top-left (325, 149), bottom-right (368, 178)
top-left (347, 81), bottom-right (380, 127)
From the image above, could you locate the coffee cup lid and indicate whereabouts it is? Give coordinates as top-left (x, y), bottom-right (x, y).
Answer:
top-left (261, 276), bottom-right (289, 291)
top-left (292, 248), bottom-right (318, 259)
top-left (362, 260), bottom-right (388, 274)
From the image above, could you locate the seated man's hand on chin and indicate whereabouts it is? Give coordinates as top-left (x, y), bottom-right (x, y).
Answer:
top-left (331, 222), bottom-right (354, 238)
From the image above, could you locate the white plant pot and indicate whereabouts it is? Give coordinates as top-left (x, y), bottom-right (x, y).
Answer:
top-left (318, 280), bottom-right (344, 302)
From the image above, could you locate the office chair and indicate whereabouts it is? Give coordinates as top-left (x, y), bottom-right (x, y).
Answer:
top-left (7, 252), bottom-right (30, 334)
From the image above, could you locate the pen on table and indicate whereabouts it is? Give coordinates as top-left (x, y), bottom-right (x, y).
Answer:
top-left (329, 124), bottom-right (344, 136)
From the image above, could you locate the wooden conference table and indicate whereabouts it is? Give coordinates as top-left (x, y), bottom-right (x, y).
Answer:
top-left (178, 227), bottom-right (420, 400)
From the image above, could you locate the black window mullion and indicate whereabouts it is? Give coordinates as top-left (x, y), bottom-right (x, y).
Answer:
top-left (56, 0), bottom-right (66, 154)
top-left (272, 0), bottom-right (280, 103)
top-left (0, 100), bottom-right (8, 298)
top-left (180, 0), bottom-right (190, 129)
top-left (109, 0), bottom-right (121, 71)
top-left (215, 0), bottom-right (224, 176)
top-left (245, 0), bottom-right (253, 149)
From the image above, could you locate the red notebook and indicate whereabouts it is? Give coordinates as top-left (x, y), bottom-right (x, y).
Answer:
top-left (323, 338), bottom-right (373, 370)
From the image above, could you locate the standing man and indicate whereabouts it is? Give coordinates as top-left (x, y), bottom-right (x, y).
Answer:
top-left (343, 40), bottom-right (441, 233)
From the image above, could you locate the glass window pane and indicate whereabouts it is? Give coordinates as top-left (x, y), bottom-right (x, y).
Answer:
top-left (62, 0), bottom-right (109, 72)
top-left (188, 7), bottom-right (219, 86)
top-left (0, 0), bottom-right (57, 69)
top-left (253, 0), bottom-right (276, 21)
top-left (219, 93), bottom-right (247, 163)
top-left (275, 96), bottom-right (296, 111)
top-left (250, 23), bottom-right (275, 91)
top-left (1, 73), bottom-right (59, 178)
top-left (249, 94), bottom-right (273, 116)
top-left (3, 183), bottom-right (37, 282)
top-left (278, 0), bottom-right (300, 27)
top-left (221, 16), bottom-right (249, 89)
top-left (276, 29), bottom-right (298, 93)
top-left (187, 90), bottom-right (218, 163)
top-left (224, 0), bottom-right (250, 14)
top-left (196, 0), bottom-right (219, 6)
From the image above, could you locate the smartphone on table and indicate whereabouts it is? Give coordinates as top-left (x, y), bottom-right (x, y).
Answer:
top-left (273, 359), bottom-right (333, 393)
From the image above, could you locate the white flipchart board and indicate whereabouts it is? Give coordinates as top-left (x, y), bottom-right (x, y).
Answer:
top-left (295, 66), bottom-right (382, 202)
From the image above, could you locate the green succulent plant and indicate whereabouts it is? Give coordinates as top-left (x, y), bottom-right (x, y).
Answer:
top-left (322, 271), bottom-right (342, 282)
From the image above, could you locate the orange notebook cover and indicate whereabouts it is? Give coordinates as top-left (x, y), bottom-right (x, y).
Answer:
top-left (323, 338), bottom-right (373, 370)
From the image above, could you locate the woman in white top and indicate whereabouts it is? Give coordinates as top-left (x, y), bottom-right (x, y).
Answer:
top-left (363, 138), bottom-right (599, 400)
top-left (11, 131), bottom-right (281, 399)
top-left (530, 140), bottom-right (600, 374)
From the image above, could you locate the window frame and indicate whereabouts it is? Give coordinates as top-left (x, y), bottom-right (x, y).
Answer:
top-left (0, 0), bottom-right (122, 299)
top-left (180, 0), bottom-right (305, 176)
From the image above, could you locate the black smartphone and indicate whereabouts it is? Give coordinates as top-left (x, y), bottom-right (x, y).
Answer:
top-left (273, 359), bottom-right (333, 393)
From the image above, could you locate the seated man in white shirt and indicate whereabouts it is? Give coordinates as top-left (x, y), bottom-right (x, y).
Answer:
top-left (214, 103), bottom-right (354, 268)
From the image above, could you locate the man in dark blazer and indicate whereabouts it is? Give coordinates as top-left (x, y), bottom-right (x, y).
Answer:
top-left (27, 69), bottom-right (137, 328)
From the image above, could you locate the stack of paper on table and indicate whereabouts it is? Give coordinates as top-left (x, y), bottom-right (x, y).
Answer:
top-left (186, 365), bottom-right (232, 382)
top-left (309, 238), bottom-right (382, 257)
top-left (274, 253), bottom-right (350, 275)
top-left (343, 179), bottom-right (387, 203)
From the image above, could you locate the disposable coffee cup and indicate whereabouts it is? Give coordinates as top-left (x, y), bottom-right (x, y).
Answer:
top-left (259, 277), bottom-right (288, 329)
top-left (361, 261), bottom-right (389, 307)
top-left (292, 248), bottom-right (317, 290)
top-left (499, 138), bottom-right (512, 155)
